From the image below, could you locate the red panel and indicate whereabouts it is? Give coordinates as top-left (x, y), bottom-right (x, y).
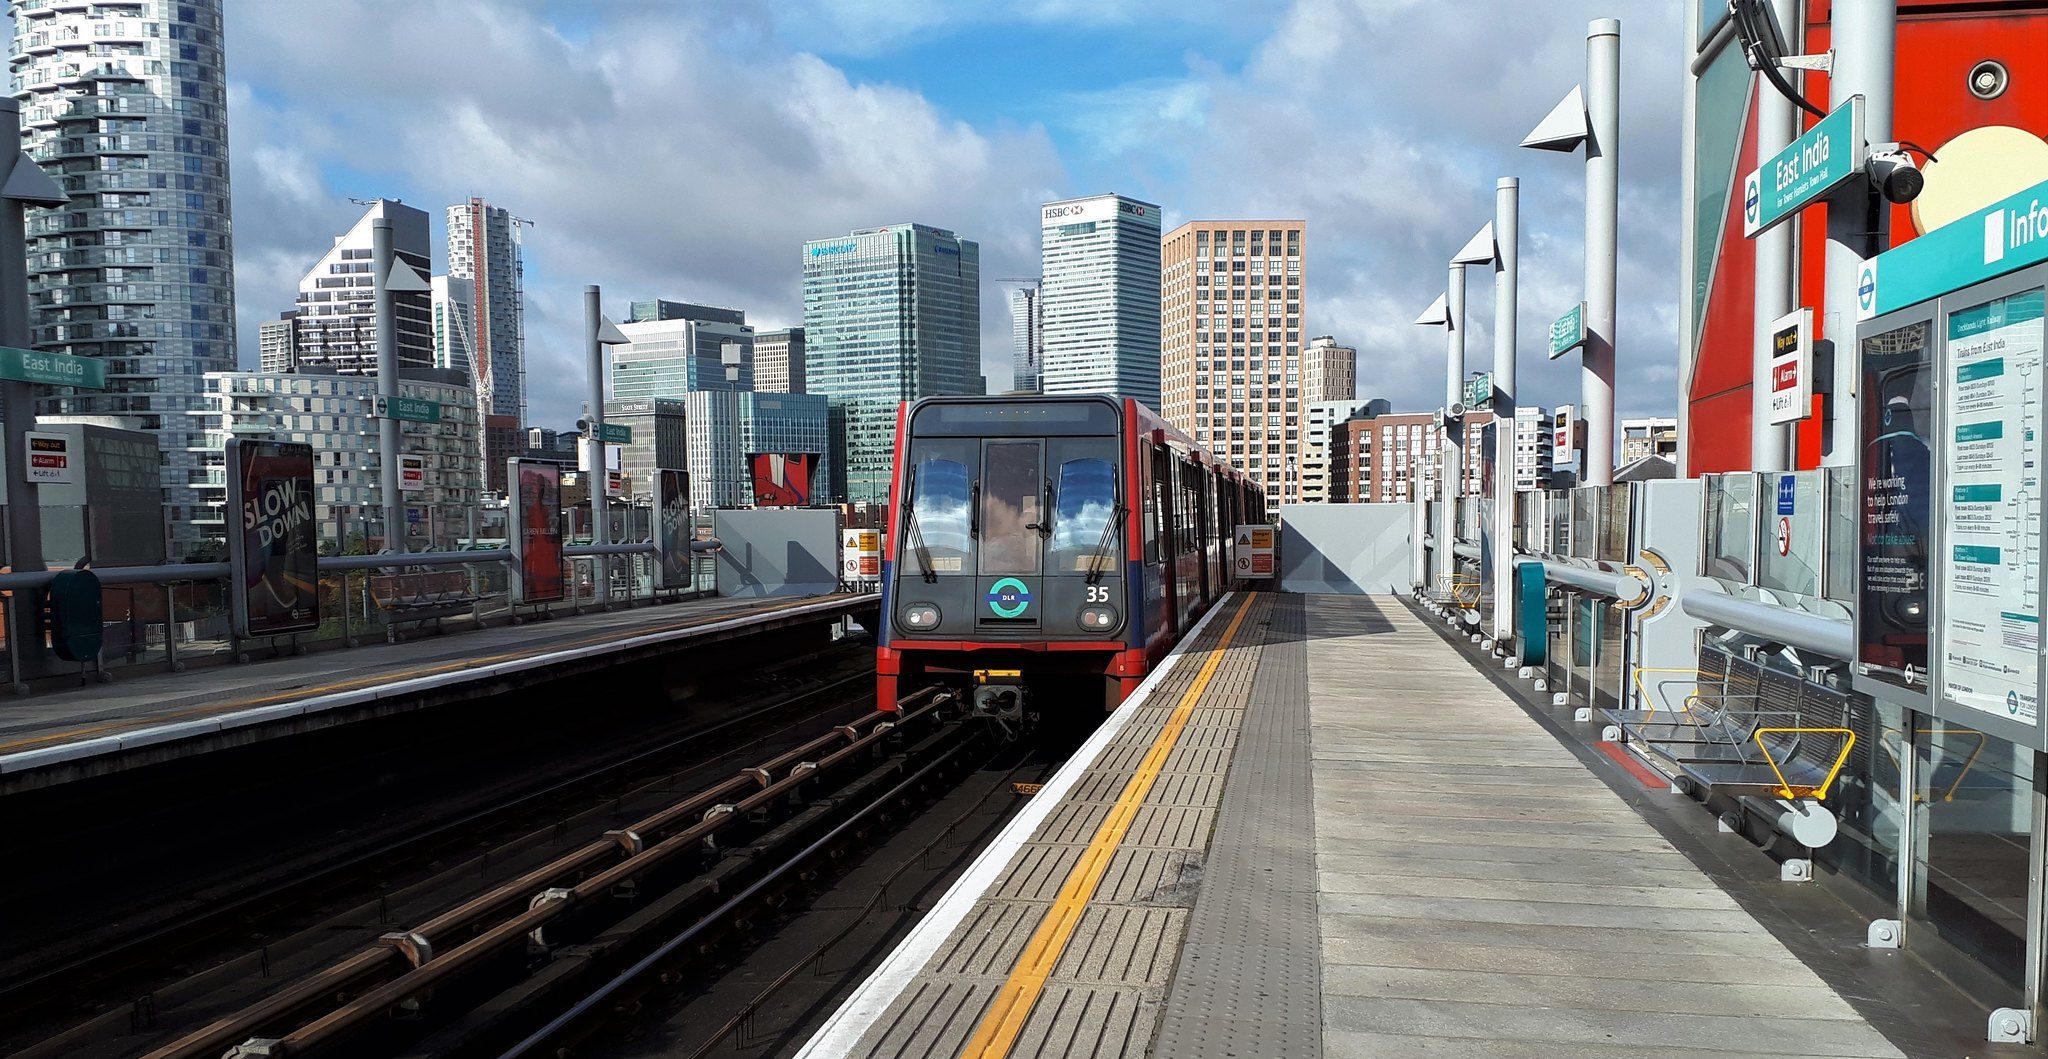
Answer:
top-left (1687, 388), bottom-right (1757, 475)
top-left (1686, 92), bottom-right (1762, 474)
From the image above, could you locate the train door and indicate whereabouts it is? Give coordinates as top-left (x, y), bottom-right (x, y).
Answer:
top-left (1194, 467), bottom-right (1212, 605)
top-left (977, 439), bottom-right (1043, 630)
top-left (1153, 444), bottom-right (1178, 638)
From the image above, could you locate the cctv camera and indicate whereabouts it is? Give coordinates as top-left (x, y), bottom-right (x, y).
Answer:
top-left (1868, 145), bottom-right (1925, 205)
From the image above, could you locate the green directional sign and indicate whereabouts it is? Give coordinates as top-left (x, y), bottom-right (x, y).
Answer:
top-left (597, 422), bottom-right (632, 445)
top-left (378, 394), bottom-right (442, 423)
top-left (0, 346), bottom-right (106, 389)
top-left (1860, 176), bottom-right (2048, 320)
top-left (1744, 96), bottom-right (1865, 238)
top-left (1548, 302), bottom-right (1586, 359)
top-left (1463, 372), bottom-right (1493, 410)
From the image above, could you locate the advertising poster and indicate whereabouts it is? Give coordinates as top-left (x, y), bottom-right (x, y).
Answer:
top-left (1857, 320), bottom-right (1935, 689)
top-left (226, 438), bottom-right (319, 638)
top-left (751, 452), bottom-right (816, 507)
top-left (509, 459), bottom-right (565, 604)
top-left (656, 468), bottom-right (693, 590)
top-left (1939, 288), bottom-right (2045, 726)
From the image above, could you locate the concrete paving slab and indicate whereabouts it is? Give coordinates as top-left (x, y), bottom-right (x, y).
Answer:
top-left (1324, 997), bottom-right (1904, 1057)
top-left (1322, 964), bottom-right (1868, 1020)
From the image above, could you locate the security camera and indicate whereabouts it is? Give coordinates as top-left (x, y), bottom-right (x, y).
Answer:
top-left (1867, 144), bottom-right (1925, 205)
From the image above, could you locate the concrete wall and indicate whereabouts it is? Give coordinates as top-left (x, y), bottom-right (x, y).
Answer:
top-left (712, 508), bottom-right (840, 597)
top-left (1277, 503), bottom-right (1415, 595)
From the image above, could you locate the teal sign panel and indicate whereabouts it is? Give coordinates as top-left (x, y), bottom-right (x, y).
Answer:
top-left (1463, 372), bottom-right (1493, 410)
top-left (597, 422), bottom-right (633, 444)
top-left (1548, 303), bottom-right (1586, 359)
top-left (1744, 96), bottom-right (1864, 238)
top-left (0, 346), bottom-right (107, 389)
top-left (383, 395), bottom-right (441, 423)
top-left (1861, 177), bottom-right (2048, 320)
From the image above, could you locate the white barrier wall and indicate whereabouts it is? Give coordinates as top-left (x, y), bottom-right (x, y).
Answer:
top-left (712, 508), bottom-right (841, 597)
top-left (1277, 503), bottom-right (1416, 595)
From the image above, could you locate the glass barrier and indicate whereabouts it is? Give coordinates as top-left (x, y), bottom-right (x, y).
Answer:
top-left (1569, 488), bottom-right (1597, 559)
top-left (1547, 489), bottom-right (1571, 556)
top-left (1826, 466), bottom-right (1856, 602)
top-left (1599, 485), bottom-right (1630, 563)
top-left (1701, 473), bottom-right (1756, 583)
top-left (1757, 471), bottom-right (1824, 596)
top-left (1908, 718), bottom-right (2031, 993)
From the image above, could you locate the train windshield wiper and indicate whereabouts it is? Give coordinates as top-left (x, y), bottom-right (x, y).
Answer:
top-left (1083, 505), bottom-right (1125, 586)
top-left (902, 483), bottom-right (938, 584)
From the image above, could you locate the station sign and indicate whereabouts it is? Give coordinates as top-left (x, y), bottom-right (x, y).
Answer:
top-left (1860, 176), bottom-right (2048, 320)
top-left (1744, 95), bottom-right (1865, 238)
top-left (1463, 372), bottom-right (1493, 410)
top-left (1548, 303), bottom-right (1586, 359)
top-left (1551, 404), bottom-right (1577, 463)
top-left (0, 345), bottom-right (107, 389)
top-left (24, 431), bottom-right (76, 484)
top-left (1234, 524), bottom-right (1275, 578)
top-left (399, 453), bottom-right (426, 492)
top-left (597, 422), bottom-right (632, 445)
top-left (606, 469), bottom-right (627, 498)
top-left (1767, 308), bottom-right (1813, 424)
top-left (374, 394), bottom-right (442, 424)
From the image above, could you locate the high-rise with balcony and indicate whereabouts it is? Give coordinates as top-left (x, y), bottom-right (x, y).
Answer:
top-left (802, 223), bottom-right (979, 503)
top-left (11, 0), bottom-right (236, 558)
top-left (285, 199), bottom-right (433, 375)
top-left (1161, 221), bottom-right (1306, 507)
top-left (1039, 194), bottom-right (1159, 404)
top-left (447, 197), bottom-right (525, 422)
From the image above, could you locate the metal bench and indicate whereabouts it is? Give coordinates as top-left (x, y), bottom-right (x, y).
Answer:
top-left (368, 571), bottom-right (480, 642)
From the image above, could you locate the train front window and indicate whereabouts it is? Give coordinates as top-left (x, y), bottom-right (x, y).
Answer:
top-left (978, 441), bottom-right (1043, 575)
top-left (906, 455), bottom-right (971, 574)
top-left (1050, 457), bottom-right (1117, 574)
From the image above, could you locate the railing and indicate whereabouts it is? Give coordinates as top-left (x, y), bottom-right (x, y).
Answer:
top-left (0, 540), bottom-right (721, 695)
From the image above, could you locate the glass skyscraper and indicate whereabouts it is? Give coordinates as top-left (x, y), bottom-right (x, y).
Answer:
top-left (802, 223), bottom-right (979, 503)
top-left (685, 390), bottom-right (833, 510)
top-left (611, 303), bottom-right (754, 399)
top-left (1039, 194), bottom-right (1160, 405)
top-left (11, 0), bottom-right (236, 558)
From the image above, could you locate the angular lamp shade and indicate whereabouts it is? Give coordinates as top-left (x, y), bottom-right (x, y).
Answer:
top-left (1520, 86), bottom-right (1589, 152)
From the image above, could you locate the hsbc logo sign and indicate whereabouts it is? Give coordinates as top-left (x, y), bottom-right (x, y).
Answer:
top-left (1042, 198), bottom-right (1152, 224)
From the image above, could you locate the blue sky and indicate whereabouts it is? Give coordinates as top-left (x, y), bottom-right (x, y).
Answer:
top-left (223, 0), bottom-right (1687, 431)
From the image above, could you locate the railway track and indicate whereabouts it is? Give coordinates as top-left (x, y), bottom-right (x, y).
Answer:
top-left (15, 684), bottom-right (984, 1059)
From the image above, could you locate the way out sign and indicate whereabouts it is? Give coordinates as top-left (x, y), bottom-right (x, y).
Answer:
top-left (1768, 307), bottom-right (1813, 425)
top-left (1234, 524), bottom-right (1275, 579)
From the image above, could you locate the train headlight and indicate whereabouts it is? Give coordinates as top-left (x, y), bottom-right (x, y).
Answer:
top-left (1079, 605), bottom-right (1119, 631)
top-left (900, 603), bottom-right (941, 630)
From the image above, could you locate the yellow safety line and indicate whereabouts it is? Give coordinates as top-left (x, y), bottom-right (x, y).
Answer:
top-left (0, 596), bottom-right (811, 753)
top-left (957, 594), bottom-right (1255, 1059)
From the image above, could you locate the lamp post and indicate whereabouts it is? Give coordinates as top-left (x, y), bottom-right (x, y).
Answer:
top-left (1522, 18), bottom-right (1621, 485)
top-left (1490, 178), bottom-right (1520, 652)
top-left (585, 286), bottom-right (631, 606)
top-left (1412, 285), bottom-right (1456, 596)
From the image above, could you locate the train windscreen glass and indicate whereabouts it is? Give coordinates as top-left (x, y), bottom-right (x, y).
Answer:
top-left (979, 441), bottom-right (1043, 576)
top-left (1051, 457), bottom-right (1117, 574)
top-left (907, 455), bottom-right (971, 574)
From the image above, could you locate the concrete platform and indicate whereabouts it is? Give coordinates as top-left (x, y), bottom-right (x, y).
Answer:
top-left (797, 593), bottom-right (1913, 1058)
top-left (0, 592), bottom-right (876, 794)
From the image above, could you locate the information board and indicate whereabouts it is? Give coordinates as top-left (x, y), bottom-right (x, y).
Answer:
top-left (1938, 287), bottom-right (2045, 727)
top-left (1767, 308), bottom-right (1813, 425)
top-left (841, 528), bottom-right (881, 584)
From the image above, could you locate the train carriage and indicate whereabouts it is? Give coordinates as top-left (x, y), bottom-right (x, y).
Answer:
top-left (876, 395), bottom-right (1266, 717)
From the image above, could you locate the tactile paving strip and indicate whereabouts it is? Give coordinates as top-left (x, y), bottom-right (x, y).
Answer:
top-left (845, 594), bottom-right (1271, 1058)
top-left (1153, 594), bottom-right (1322, 1058)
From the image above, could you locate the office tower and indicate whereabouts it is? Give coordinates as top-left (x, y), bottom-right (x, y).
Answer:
top-left (288, 199), bottom-right (433, 375)
top-left (1009, 286), bottom-right (1042, 393)
top-left (1039, 194), bottom-right (1159, 403)
top-left (684, 391), bottom-right (833, 509)
top-left (604, 398), bottom-right (689, 499)
top-left (431, 275), bottom-right (478, 377)
top-left (802, 223), bottom-right (980, 503)
top-left (194, 367), bottom-right (481, 550)
top-left (259, 314), bottom-right (301, 374)
top-left (10, 0), bottom-right (236, 558)
top-left (1514, 405), bottom-right (1555, 491)
top-left (754, 327), bottom-right (806, 394)
top-left (612, 303), bottom-right (754, 398)
top-left (1302, 335), bottom-right (1357, 404)
top-left (1161, 221), bottom-right (1307, 507)
top-left (446, 198), bottom-right (526, 422)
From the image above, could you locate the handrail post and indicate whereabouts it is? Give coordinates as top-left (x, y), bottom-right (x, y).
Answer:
top-left (164, 582), bottom-right (182, 672)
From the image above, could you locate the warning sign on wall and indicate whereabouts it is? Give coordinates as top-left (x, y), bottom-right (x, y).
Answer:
top-left (1234, 524), bottom-right (1276, 578)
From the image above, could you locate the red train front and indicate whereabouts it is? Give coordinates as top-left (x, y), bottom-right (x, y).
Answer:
top-left (875, 395), bottom-right (1264, 718)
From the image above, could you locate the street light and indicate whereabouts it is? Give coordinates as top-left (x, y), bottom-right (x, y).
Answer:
top-left (585, 287), bottom-right (630, 605)
top-left (1522, 18), bottom-right (1620, 485)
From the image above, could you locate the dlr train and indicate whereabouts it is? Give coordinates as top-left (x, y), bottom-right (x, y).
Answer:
top-left (876, 395), bottom-right (1266, 717)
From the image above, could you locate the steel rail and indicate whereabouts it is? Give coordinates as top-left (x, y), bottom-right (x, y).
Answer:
top-left (146, 688), bottom-right (946, 1059)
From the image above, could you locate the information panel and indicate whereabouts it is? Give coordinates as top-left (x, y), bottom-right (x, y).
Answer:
top-left (1856, 319), bottom-right (1935, 692)
top-left (1938, 288), bottom-right (2045, 727)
